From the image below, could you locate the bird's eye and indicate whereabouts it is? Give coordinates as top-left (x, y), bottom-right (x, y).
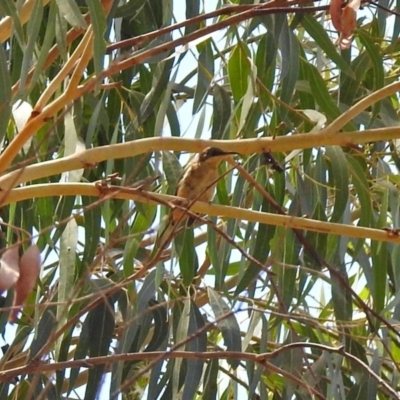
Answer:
top-left (207, 148), bottom-right (223, 158)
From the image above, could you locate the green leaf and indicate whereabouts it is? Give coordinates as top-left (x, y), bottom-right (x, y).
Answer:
top-left (143, 299), bottom-right (168, 352)
top-left (111, 271), bottom-right (157, 393)
top-left (172, 297), bottom-right (191, 397)
top-left (84, 297), bottom-right (115, 400)
top-left (236, 192), bottom-right (277, 295)
top-left (275, 228), bottom-right (299, 309)
top-left (330, 263), bottom-right (352, 322)
top-left (18, 0), bottom-right (43, 94)
top-left (340, 53), bottom-right (370, 106)
top-left (371, 183), bottom-right (389, 315)
top-left (301, 59), bottom-right (357, 131)
top-left (193, 40), bottom-right (214, 114)
top-left (68, 305), bottom-right (91, 393)
top-left (358, 30), bottom-right (385, 121)
top-left (208, 288), bottom-right (241, 369)
top-left (182, 302), bottom-right (207, 400)
top-left (0, 0), bottom-right (25, 46)
top-left (346, 155), bottom-right (374, 228)
top-left (28, 0), bottom-right (57, 95)
top-left (326, 146), bottom-right (349, 223)
top-left (86, 0), bottom-right (107, 79)
top-left (29, 305), bottom-right (57, 361)
top-left (185, 0), bottom-right (200, 36)
top-left (279, 27), bottom-right (299, 120)
top-left (303, 202), bottom-right (328, 269)
top-left (81, 196), bottom-right (102, 273)
top-left (179, 228), bottom-right (198, 285)
top-left (203, 359), bottom-right (219, 399)
top-left (301, 14), bottom-right (354, 77)
top-left (124, 205), bottom-right (155, 274)
top-left (114, 0), bottom-right (147, 18)
top-left (0, 44), bottom-right (11, 144)
top-left (55, 0), bottom-right (87, 28)
top-left (371, 239), bottom-right (388, 316)
top-left (212, 84), bottom-right (232, 139)
top-left (140, 59), bottom-right (174, 122)
top-left (227, 42), bottom-right (251, 104)
top-left (167, 102), bottom-right (181, 137)
top-left (162, 150), bottom-right (183, 194)
top-left (392, 0), bottom-right (400, 43)
top-left (57, 218), bottom-right (78, 352)
top-left (155, 66), bottom-right (177, 137)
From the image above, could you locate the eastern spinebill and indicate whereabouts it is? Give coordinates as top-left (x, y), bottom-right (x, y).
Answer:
top-left (157, 147), bottom-right (239, 247)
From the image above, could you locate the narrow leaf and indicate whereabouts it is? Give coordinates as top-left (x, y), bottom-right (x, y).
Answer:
top-left (84, 297), bottom-right (115, 400)
top-left (212, 84), bottom-right (231, 139)
top-left (18, 0), bottom-right (43, 92)
top-left (208, 288), bottom-right (241, 369)
top-left (55, 0), bottom-right (87, 28)
top-left (86, 0), bottom-right (107, 78)
top-left (301, 59), bottom-right (356, 131)
top-left (326, 146), bottom-right (349, 223)
top-left (0, 44), bottom-right (11, 144)
top-left (302, 14), bottom-right (354, 77)
top-left (228, 42), bottom-right (250, 104)
top-left (193, 40), bottom-right (214, 114)
top-left (182, 302), bottom-right (207, 400)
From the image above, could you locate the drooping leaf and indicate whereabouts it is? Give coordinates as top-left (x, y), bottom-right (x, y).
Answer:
top-left (193, 40), bottom-right (214, 114)
top-left (55, 0), bottom-right (87, 28)
top-left (227, 42), bottom-right (251, 104)
top-left (84, 296), bottom-right (115, 400)
top-left (208, 288), bottom-right (241, 369)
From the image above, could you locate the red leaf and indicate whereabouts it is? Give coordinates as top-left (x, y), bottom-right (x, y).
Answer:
top-left (330, 0), bottom-right (343, 32)
top-left (0, 247), bottom-right (20, 293)
top-left (9, 245), bottom-right (41, 323)
top-left (341, 3), bottom-right (358, 36)
top-left (330, 0), bottom-right (361, 49)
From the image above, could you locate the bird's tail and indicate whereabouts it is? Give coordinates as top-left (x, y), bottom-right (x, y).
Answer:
top-left (156, 221), bottom-right (174, 249)
top-left (155, 219), bottom-right (185, 250)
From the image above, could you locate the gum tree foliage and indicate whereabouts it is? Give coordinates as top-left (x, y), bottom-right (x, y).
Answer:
top-left (0, 0), bottom-right (400, 399)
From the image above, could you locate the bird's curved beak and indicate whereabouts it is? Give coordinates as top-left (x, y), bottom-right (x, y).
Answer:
top-left (221, 151), bottom-right (239, 157)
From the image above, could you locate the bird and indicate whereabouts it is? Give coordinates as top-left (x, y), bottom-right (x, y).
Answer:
top-left (157, 147), bottom-right (239, 247)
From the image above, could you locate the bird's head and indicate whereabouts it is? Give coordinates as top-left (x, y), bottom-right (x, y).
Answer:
top-left (198, 147), bottom-right (239, 164)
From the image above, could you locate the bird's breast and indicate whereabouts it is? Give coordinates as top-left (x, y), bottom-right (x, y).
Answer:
top-left (176, 162), bottom-right (220, 202)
